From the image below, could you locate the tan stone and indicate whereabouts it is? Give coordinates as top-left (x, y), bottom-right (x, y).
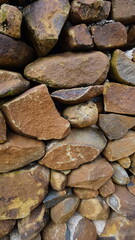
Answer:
top-left (24, 51), bottom-right (109, 89)
top-left (106, 185), bottom-right (135, 219)
top-left (78, 196), bottom-right (110, 220)
top-left (63, 101), bottom-right (98, 127)
top-left (40, 127), bottom-right (107, 170)
top-left (130, 152), bottom-right (135, 168)
top-left (99, 179), bottom-right (115, 198)
top-left (73, 188), bottom-right (98, 199)
top-left (103, 130), bottom-right (135, 161)
top-left (50, 170), bottom-right (67, 191)
top-left (51, 85), bottom-right (103, 104)
top-left (0, 4), bottom-right (22, 38)
top-left (91, 22), bottom-right (127, 49)
top-left (112, 163), bottom-right (130, 185)
top-left (0, 219), bottom-right (16, 238)
top-left (23, 0), bottom-right (70, 56)
top-left (118, 157), bottom-right (131, 169)
top-left (127, 175), bottom-right (135, 196)
top-left (103, 82), bottom-right (135, 115)
top-left (0, 111), bottom-right (6, 143)
top-left (98, 113), bottom-right (135, 140)
top-left (41, 221), bottom-right (67, 240)
top-left (2, 85), bottom-right (70, 140)
top-left (0, 132), bottom-right (45, 173)
top-left (67, 157), bottom-right (114, 190)
top-left (50, 196), bottom-right (80, 223)
top-left (70, 0), bottom-right (111, 24)
top-left (0, 164), bottom-right (50, 220)
top-left (111, 0), bottom-right (135, 24)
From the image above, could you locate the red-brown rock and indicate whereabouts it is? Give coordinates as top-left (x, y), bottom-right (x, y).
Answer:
top-left (41, 221), bottom-right (67, 240)
top-left (99, 179), bottom-right (115, 198)
top-left (0, 219), bottom-right (16, 238)
top-left (0, 111), bottom-right (6, 143)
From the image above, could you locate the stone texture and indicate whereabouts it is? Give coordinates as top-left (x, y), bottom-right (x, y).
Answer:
top-left (98, 113), bottom-right (135, 140)
top-left (106, 185), bottom-right (135, 219)
top-left (70, 0), bottom-right (111, 24)
top-left (24, 51), bottom-right (109, 89)
top-left (67, 157), bottom-right (113, 190)
top-left (103, 130), bottom-right (135, 161)
top-left (40, 127), bottom-right (107, 170)
top-left (50, 170), bottom-right (67, 191)
top-left (0, 164), bottom-right (50, 220)
top-left (0, 132), bottom-right (45, 173)
top-left (73, 188), bottom-right (98, 199)
top-left (118, 157), bottom-right (131, 169)
top-left (0, 111), bottom-right (6, 143)
top-left (2, 85), bottom-right (70, 141)
top-left (10, 228), bottom-right (20, 240)
top-left (51, 85), bottom-right (103, 104)
top-left (110, 49), bottom-right (135, 86)
top-left (0, 4), bottom-right (22, 38)
top-left (50, 196), bottom-right (80, 223)
top-left (23, 0), bottom-right (70, 56)
top-left (78, 196), bottom-right (110, 220)
top-left (41, 221), bottom-right (68, 240)
top-left (111, 0), bottom-right (135, 24)
top-left (127, 25), bottom-right (135, 47)
top-left (112, 163), bottom-right (130, 185)
top-left (0, 219), bottom-right (16, 238)
top-left (0, 70), bottom-right (30, 98)
top-left (63, 101), bottom-right (98, 128)
top-left (67, 212), bottom-right (97, 240)
top-left (127, 176), bottom-right (135, 196)
top-left (133, 49), bottom-right (135, 62)
top-left (93, 220), bottom-right (106, 236)
top-left (99, 179), bottom-right (115, 198)
top-left (91, 22), bottom-right (127, 49)
top-left (130, 153), bottom-right (135, 169)
top-left (0, 34), bottom-right (36, 70)
top-left (103, 82), bottom-right (135, 115)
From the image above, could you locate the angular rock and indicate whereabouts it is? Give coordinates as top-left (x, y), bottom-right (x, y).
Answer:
top-left (67, 212), bottom-right (97, 240)
top-left (0, 219), bottom-right (16, 238)
top-left (50, 170), bottom-right (67, 191)
top-left (2, 85), bottom-right (70, 140)
top-left (106, 185), bottom-right (135, 219)
top-left (127, 25), bottom-right (135, 47)
top-left (99, 179), bottom-right (115, 198)
top-left (51, 85), bottom-right (103, 104)
top-left (103, 82), bottom-right (135, 115)
top-left (91, 22), bottom-right (127, 49)
top-left (43, 188), bottom-right (72, 209)
top-left (103, 130), bottom-right (135, 161)
top-left (127, 176), bottom-right (135, 196)
top-left (63, 101), bottom-right (98, 128)
top-left (0, 34), bottom-right (36, 70)
top-left (67, 157), bottom-right (113, 190)
top-left (41, 221), bottom-right (68, 240)
top-left (73, 188), bottom-right (98, 199)
top-left (50, 196), bottom-right (80, 223)
top-left (24, 51), bottom-right (109, 89)
top-left (110, 49), bottom-right (135, 86)
top-left (0, 111), bottom-right (6, 143)
top-left (118, 157), bottom-right (131, 169)
top-left (112, 163), bottom-right (130, 185)
top-left (70, 0), bottom-right (111, 24)
top-left (0, 70), bottom-right (30, 97)
top-left (0, 4), bottom-right (22, 38)
top-left (40, 127), bottom-right (107, 170)
top-left (98, 113), bottom-right (135, 140)
top-left (111, 0), bottom-right (135, 24)
top-left (23, 0), bottom-right (70, 56)
top-left (78, 196), bottom-right (110, 220)
top-left (0, 132), bottom-right (45, 173)
top-left (0, 164), bottom-right (50, 220)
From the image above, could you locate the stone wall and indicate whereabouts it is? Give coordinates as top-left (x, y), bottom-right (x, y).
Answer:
top-left (0, 0), bottom-right (135, 239)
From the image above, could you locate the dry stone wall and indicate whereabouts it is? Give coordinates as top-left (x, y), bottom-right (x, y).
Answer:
top-left (0, 0), bottom-right (135, 239)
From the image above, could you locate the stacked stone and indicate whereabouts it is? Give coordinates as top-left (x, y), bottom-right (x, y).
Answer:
top-left (0, 0), bottom-right (135, 239)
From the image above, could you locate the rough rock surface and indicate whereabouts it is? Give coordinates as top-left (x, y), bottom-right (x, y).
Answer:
top-left (99, 179), bottom-right (115, 198)
top-left (41, 221), bottom-right (67, 240)
top-left (0, 219), bottom-right (16, 238)
top-left (112, 163), bottom-right (130, 185)
top-left (127, 176), bottom-right (135, 196)
top-left (0, 111), bottom-right (6, 143)
top-left (50, 170), bottom-right (67, 191)
top-left (73, 188), bottom-right (98, 199)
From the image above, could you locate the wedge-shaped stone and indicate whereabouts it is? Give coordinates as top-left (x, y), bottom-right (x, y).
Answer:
top-left (23, 0), bottom-right (70, 56)
top-left (99, 179), bottom-right (115, 198)
top-left (0, 164), bottom-right (50, 220)
top-left (41, 221), bottom-right (68, 240)
top-left (50, 170), bottom-right (67, 191)
top-left (110, 49), bottom-right (135, 86)
top-left (103, 82), bottom-right (135, 115)
top-left (0, 111), bottom-right (6, 143)
top-left (103, 130), bottom-right (135, 161)
top-left (67, 157), bottom-right (113, 190)
top-left (112, 163), bottom-right (130, 185)
top-left (24, 51), bottom-right (109, 89)
top-left (2, 85), bottom-right (70, 140)
top-left (0, 219), bottom-right (16, 238)
top-left (99, 113), bottom-right (135, 140)
top-left (40, 127), bottom-right (107, 170)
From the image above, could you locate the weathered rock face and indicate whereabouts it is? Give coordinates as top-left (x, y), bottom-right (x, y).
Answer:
top-left (103, 82), bottom-right (135, 115)
top-left (40, 127), bottom-right (107, 170)
top-left (73, 188), bottom-right (98, 199)
top-left (112, 163), bottom-right (130, 185)
top-left (50, 170), bottom-right (67, 191)
top-left (24, 51), bottom-right (109, 88)
top-left (0, 219), bottom-right (16, 238)
top-left (0, 132), bottom-right (45, 172)
top-left (23, 0), bottom-right (70, 56)
top-left (41, 221), bottom-right (68, 240)
top-left (0, 164), bottom-right (50, 220)
top-left (2, 84), bottom-right (70, 140)
top-left (99, 179), bottom-right (115, 198)
top-left (0, 111), bottom-right (6, 143)
top-left (67, 157), bottom-right (113, 190)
